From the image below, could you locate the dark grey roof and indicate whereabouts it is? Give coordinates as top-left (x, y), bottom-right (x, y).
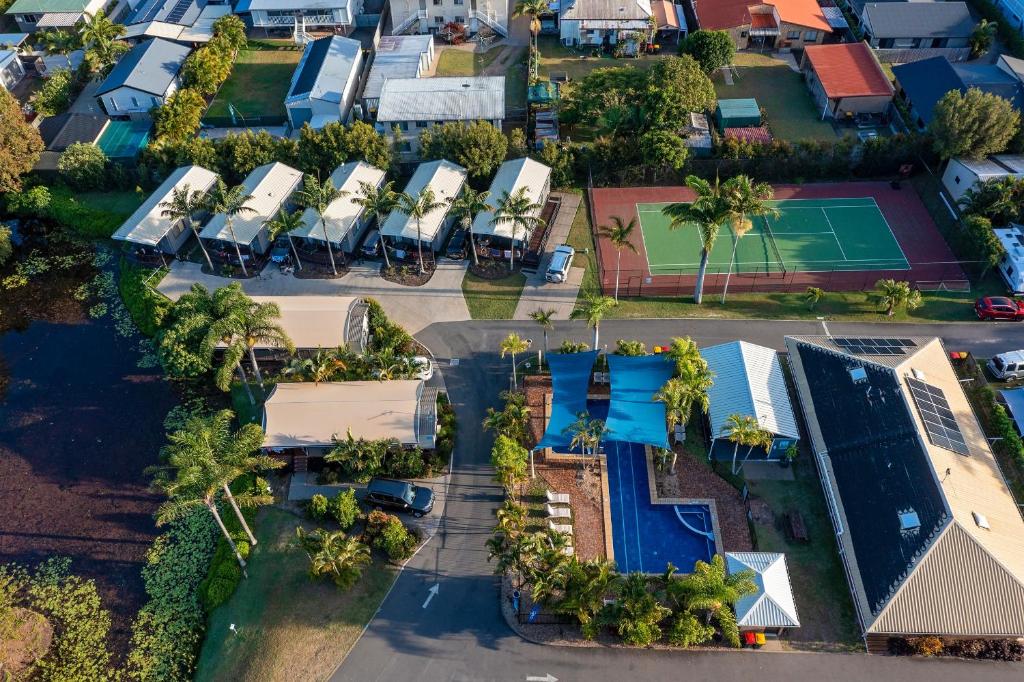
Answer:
top-left (893, 56), bottom-right (1024, 126)
top-left (96, 37), bottom-right (190, 97)
top-left (862, 1), bottom-right (974, 39)
top-left (37, 113), bottom-right (108, 151)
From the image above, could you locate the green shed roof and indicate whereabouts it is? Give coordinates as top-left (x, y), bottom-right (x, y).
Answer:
top-left (716, 98), bottom-right (760, 117)
top-left (6, 0), bottom-right (89, 14)
top-left (528, 81), bottom-right (559, 104)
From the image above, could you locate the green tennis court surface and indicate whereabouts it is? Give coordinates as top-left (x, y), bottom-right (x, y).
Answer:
top-left (636, 197), bottom-right (909, 274)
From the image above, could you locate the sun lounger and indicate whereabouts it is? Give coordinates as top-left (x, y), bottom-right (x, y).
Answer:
top-left (548, 520), bottom-right (574, 535)
top-left (562, 546), bottom-right (575, 556)
top-left (546, 489), bottom-right (570, 505)
top-left (546, 503), bottom-right (571, 520)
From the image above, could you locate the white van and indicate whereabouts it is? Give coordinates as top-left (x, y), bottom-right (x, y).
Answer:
top-left (988, 350), bottom-right (1024, 380)
top-left (545, 244), bottom-right (575, 283)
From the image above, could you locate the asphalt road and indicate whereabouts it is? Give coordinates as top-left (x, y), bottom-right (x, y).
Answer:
top-left (333, 319), bottom-right (1024, 682)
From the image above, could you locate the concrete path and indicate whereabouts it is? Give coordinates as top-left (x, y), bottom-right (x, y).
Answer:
top-left (157, 259), bottom-right (470, 334)
top-left (513, 192), bottom-right (584, 321)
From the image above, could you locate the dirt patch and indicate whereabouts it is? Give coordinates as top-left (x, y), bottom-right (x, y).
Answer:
top-left (469, 259), bottom-right (518, 280)
top-left (0, 607), bottom-right (53, 675)
top-left (380, 262), bottom-right (435, 286)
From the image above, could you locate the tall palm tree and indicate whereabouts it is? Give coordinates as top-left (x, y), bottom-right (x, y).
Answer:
top-left (196, 284), bottom-right (256, 404)
top-left (295, 527), bottom-right (371, 590)
top-left (234, 298), bottom-right (294, 389)
top-left (266, 208), bottom-right (305, 271)
top-left (721, 413), bottom-right (773, 475)
top-left (352, 180), bottom-right (399, 269)
top-left (720, 175), bottom-right (778, 304)
top-left (482, 390), bottom-right (531, 447)
top-left (564, 411), bottom-right (606, 467)
top-left (512, 0), bottom-right (548, 53)
top-left (874, 279), bottom-right (922, 316)
top-left (39, 29), bottom-right (80, 56)
top-left (396, 188), bottom-right (447, 274)
top-left (529, 308), bottom-right (556, 358)
top-left (450, 188), bottom-right (491, 266)
top-left (492, 187), bottom-right (545, 271)
top-left (160, 184), bottom-right (214, 272)
top-left (295, 175), bottom-right (346, 276)
top-left (654, 373), bottom-right (711, 473)
top-left (666, 554), bottom-right (756, 648)
top-left (500, 332), bottom-right (531, 388)
top-left (204, 179), bottom-right (256, 277)
top-left (282, 347), bottom-right (347, 385)
top-left (79, 10), bottom-right (126, 78)
top-left (570, 294), bottom-right (616, 350)
top-left (599, 216), bottom-right (638, 302)
top-left (662, 175), bottom-right (732, 305)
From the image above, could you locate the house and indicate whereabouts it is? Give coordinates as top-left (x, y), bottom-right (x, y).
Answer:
top-left (234, 0), bottom-right (360, 36)
top-left (786, 335), bottom-right (1024, 652)
top-left (389, 0), bottom-right (508, 38)
top-left (558, 0), bottom-right (655, 47)
top-left (4, 0), bottom-right (110, 33)
top-left (285, 35), bottom-right (363, 130)
top-left (291, 161), bottom-right (386, 257)
top-left (691, 0), bottom-right (831, 50)
top-left (471, 157), bottom-right (552, 251)
top-left (375, 76), bottom-right (504, 156)
top-left (0, 32), bottom-right (29, 53)
top-left (379, 159), bottom-right (467, 254)
top-left (860, 2), bottom-right (973, 51)
top-left (199, 162), bottom-right (303, 261)
top-left (991, 224), bottom-right (1024, 293)
top-left (361, 33), bottom-right (434, 115)
top-left (651, 0), bottom-right (687, 44)
top-left (800, 42), bottom-right (894, 120)
top-left (243, 295), bottom-right (370, 354)
top-left (123, 0), bottom-right (232, 44)
top-left (261, 380), bottom-right (438, 458)
top-left (995, 0), bottom-right (1024, 34)
top-left (699, 340), bottom-right (800, 462)
top-left (0, 49), bottom-right (25, 91)
top-left (112, 165), bottom-right (218, 256)
top-left (893, 55), bottom-right (1024, 130)
top-left (726, 552), bottom-right (800, 636)
top-left (96, 38), bottom-right (191, 118)
top-left (941, 154), bottom-right (1024, 205)
top-left (34, 114), bottom-right (108, 172)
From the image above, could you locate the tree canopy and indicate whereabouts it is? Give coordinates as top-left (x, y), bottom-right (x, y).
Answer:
top-left (419, 121), bottom-right (509, 181)
top-left (930, 87), bottom-right (1020, 160)
top-left (0, 89), bottom-right (43, 193)
top-left (680, 30), bottom-right (736, 74)
top-left (153, 88), bottom-right (206, 144)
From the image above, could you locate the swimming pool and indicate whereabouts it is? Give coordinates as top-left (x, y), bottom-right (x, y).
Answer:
top-left (605, 440), bottom-right (717, 574)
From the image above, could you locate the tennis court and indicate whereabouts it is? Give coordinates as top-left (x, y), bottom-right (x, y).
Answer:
top-left (636, 197), bottom-right (909, 275)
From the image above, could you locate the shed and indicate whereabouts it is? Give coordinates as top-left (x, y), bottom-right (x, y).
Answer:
top-left (801, 42), bottom-right (893, 120)
top-left (0, 48), bottom-right (25, 91)
top-left (941, 155), bottom-right (1024, 205)
top-left (715, 98), bottom-right (760, 132)
top-left (726, 552), bottom-right (800, 634)
top-left (999, 387), bottom-right (1024, 433)
top-left (112, 165), bottom-right (218, 255)
top-left (285, 35), bottom-right (363, 129)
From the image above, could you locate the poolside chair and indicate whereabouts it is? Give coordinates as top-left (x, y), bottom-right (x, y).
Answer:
top-left (545, 503), bottom-right (571, 520)
top-left (548, 520), bottom-right (574, 535)
top-left (546, 489), bottom-right (570, 505)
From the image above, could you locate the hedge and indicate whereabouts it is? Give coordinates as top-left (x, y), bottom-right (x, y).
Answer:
top-left (118, 257), bottom-right (171, 337)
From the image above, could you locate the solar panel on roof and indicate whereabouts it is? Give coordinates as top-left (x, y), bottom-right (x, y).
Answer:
top-left (906, 377), bottom-right (969, 455)
top-left (165, 0), bottom-right (193, 24)
top-left (833, 337), bottom-right (917, 356)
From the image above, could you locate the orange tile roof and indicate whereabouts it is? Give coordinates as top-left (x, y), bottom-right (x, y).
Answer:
top-left (697, 0), bottom-right (831, 33)
top-left (750, 13), bottom-right (777, 29)
top-left (804, 42), bottom-right (894, 98)
top-left (652, 0), bottom-right (680, 29)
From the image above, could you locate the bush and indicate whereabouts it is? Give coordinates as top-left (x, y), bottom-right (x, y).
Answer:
top-left (0, 225), bottom-right (11, 266)
top-left (330, 488), bottom-right (360, 530)
top-left (33, 68), bottom-right (74, 116)
top-left (365, 298), bottom-right (414, 354)
top-left (374, 515), bottom-right (418, 562)
top-left (383, 446), bottom-right (426, 479)
top-left (57, 142), bottom-right (108, 191)
top-left (118, 257), bottom-right (172, 337)
top-left (307, 493), bottom-right (329, 521)
top-left (198, 540), bottom-right (245, 612)
top-left (153, 88), bottom-right (206, 143)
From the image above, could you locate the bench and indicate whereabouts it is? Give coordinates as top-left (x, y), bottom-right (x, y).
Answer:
top-left (787, 511), bottom-right (809, 543)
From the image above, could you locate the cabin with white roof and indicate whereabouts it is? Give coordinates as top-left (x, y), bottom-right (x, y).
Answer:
top-left (379, 159), bottom-right (466, 253)
top-left (292, 161), bottom-right (386, 257)
top-left (471, 157), bottom-right (552, 250)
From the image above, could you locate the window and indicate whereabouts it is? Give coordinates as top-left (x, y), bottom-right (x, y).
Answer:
top-left (954, 176), bottom-right (961, 184)
top-left (131, 96), bottom-right (139, 108)
top-left (454, 0), bottom-right (463, 4)
top-left (803, 30), bottom-right (818, 41)
top-left (1008, 266), bottom-right (1015, 277)
top-left (20, 13), bottom-right (39, 22)
top-left (398, 141), bottom-right (412, 152)
top-left (433, 0), bottom-right (441, 4)
top-left (740, 31), bottom-right (748, 37)
top-left (151, 97), bottom-right (159, 107)
top-left (416, 120), bottom-right (429, 127)
top-left (787, 30), bottom-right (800, 39)
top-left (398, 121), bottom-right (409, 131)
top-left (454, 14), bottom-right (464, 22)
top-left (435, 15), bottom-right (444, 23)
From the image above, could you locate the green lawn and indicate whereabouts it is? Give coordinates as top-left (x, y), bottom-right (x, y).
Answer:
top-left (195, 507), bottom-right (397, 682)
top-left (716, 54), bottom-right (838, 142)
top-left (505, 47), bottom-right (528, 112)
top-left (76, 189), bottom-right (146, 216)
top-left (462, 269), bottom-right (527, 319)
top-left (434, 45), bottom-right (506, 76)
top-left (205, 40), bottom-right (304, 121)
top-left (537, 36), bottom-right (664, 82)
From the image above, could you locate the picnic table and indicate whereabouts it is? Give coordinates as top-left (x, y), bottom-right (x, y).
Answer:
top-left (787, 511), bottom-right (809, 543)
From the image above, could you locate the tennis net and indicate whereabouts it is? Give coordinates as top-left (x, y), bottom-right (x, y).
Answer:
top-left (760, 216), bottom-right (787, 275)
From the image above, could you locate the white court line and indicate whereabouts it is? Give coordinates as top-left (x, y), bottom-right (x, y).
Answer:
top-left (819, 207), bottom-right (849, 261)
top-left (865, 195), bottom-right (911, 267)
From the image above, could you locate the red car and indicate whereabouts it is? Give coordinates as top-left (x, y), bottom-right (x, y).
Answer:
top-left (975, 296), bottom-right (1024, 320)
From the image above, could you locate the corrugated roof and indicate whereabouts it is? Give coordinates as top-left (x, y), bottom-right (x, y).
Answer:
top-left (292, 161), bottom-right (386, 244)
top-left (701, 340), bottom-right (800, 440)
top-left (803, 42), bottom-right (893, 99)
top-left (379, 160), bottom-right (466, 243)
top-left (236, 0), bottom-right (343, 9)
top-left (37, 113), bottom-right (108, 151)
top-left (126, 0), bottom-right (203, 27)
top-left (246, 296), bottom-right (358, 350)
top-left (96, 38), bottom-right (191, 97)
top-left (112, 165), bottom-right (217, 246)
top-left (362, 34), bottom-right (434, 102)
top-left (472, 157), bottom-right (552, 239)
top-left (376, 76), bottom-right (505, 123)
top-left (561, 0), bottom-right (651, 20)
top-left (200, 162), bottom-right (303, 245)
top-left (6, 0), bottom-right (87, 14)
top-left (34, 12), bottom-right (82, 26)
top-left (287, 35), bottom-right (361, 103)
top-left (696, 0), bottom-right (831, 32)
top-left (862, 2), bottom-right (973, 39)
top-left (727, 552), bottom-right (800, 628)
top-left (650, 0), bottom-right (679, 28)
top-left (0, 33), bottom-right (30, 47)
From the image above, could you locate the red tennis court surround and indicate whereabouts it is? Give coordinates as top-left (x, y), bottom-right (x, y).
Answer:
top-left (591, 182), bottom-right (966, 297)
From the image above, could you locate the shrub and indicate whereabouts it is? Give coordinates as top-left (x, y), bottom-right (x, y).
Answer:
top-left (57, 142), bottom-right (108, 191)
top-left (365, 509), bottom-right (393, 540)
top-left (910, 635), bottom-right (944, 657)
top-left (330, 488), bottom-right (360, 530)
top-left (153, 88), bottom-right (206, 143)
top-left (5, 185), bottom-right (51, 216)
top-left (375, 516), bottom-right (418, 562)
top-left (33, 68), bottom-right (74, 116)
top-left (384, 446), bottom-right (426, 479)
top-left (118, 256), bottom-right (172, 337)
top-left (198, 540), bottom-right (245, 612)
top-left (307, 493), bottom-right (329, 521)
top-left (0, 225), bottom-right (11, 266)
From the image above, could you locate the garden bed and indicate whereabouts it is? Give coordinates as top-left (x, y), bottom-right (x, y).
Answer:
top-left (380, 263), bottom-right (435, 286)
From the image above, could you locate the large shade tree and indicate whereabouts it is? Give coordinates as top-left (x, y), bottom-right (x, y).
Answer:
top-left (930, 87), bottom-right (1020, 160)
top-left (0, 89), bottom-right (43, 193)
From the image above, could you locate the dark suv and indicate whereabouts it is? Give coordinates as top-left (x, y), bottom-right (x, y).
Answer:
top-left (365, 478), bottom-right (434, 517)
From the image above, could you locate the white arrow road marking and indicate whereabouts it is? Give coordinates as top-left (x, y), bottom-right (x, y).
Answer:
top-left (525, 675), bottom-right (557, 682)
top-left (421, 583), bottom-right (439, 609)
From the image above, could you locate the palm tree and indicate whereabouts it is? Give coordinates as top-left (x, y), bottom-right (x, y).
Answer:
top-left (666, 554), bottom-right (756, 648)
top-left (266, 208), bottom-right (305, 271)
top-left (557, 558), bottom-right (619, 639)
top-left (564, 411), bottom-right (606, 467)
top-left (295, 175), bottom-right (346, 276)
top-left (39, 29), bottom-right (80, 56)
top-left (529, 308), bottom-right (556, 359)
top-left (295, 527), bottom-right (371, 590)
top-left (804, 286), bottom-right (824, 311)
top-left (79, 10), bottom-right (126, 77)
top-left (352, 180), bottom-right (399, 269)
top-left (500, 332), bottom-right (531, 388)
top-left (874, 279), bottom-right (922, 316)
top-left (492, 187), bottom-right (545, 271)
top-left (512, 0), bottom-right (548, 53)
top-left (450, 188), bottom-right (491, 266)
top-left (396, 187), bottom-right (447, 274)
top-left (204, 179), bottom-right (256, 277)
top-left (494, 500), bottom-right (528, 535)
top-left (235, 298), bottom-right (294, 389)
top-left (721, 413), bottom-right (773, 475)
top-left (720, 176), bottom-right (778, 304)
top-left (160, 184), bottom-right (214, 272)
top-left (662, 175), bottom-right (732, 304)
top-left (282, 348), bottom-right (347, 385)
top-left (614, 571), bottom-right (672, 646)
top-left (482, 390), bottom-right (532, 447)
top-left (654, 374), bottom-right (711, 473)
top-left (599, 216), bottom-right (638, 302)
top-left (970, 18), bottom-right (998, 58)
top-left (195, 284), bottom-right (256, 404)
top-left (570, 294), bottom-right (616, 350)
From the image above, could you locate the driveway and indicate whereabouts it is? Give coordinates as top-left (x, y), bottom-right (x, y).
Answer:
top-left (157, 260), bottom-right (470, 334)
top-left (513, 192), bottom-right (585, 321)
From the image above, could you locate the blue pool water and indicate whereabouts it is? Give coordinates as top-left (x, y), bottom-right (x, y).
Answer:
top-left (605, 440), bottom-right (716, 574)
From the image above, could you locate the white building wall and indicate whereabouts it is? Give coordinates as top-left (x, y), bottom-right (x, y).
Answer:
top-left (389, 0), bottom-right (507, 34)
top-left (101, 83), bottom-right (174, 116)
top-left (0, 53), bottom-right (25, 91)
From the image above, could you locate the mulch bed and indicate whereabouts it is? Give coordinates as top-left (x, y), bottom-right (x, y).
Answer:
top-left (534, 461), bottom-right (606, 561)
top-left (292, 262), bottom-right (350, 279)
top-left (524, 375), bottom-right (551, 448)
top-left (469, 259), bottom-right (519, 280)
top-left (380, 263), bottom-right (435, 286)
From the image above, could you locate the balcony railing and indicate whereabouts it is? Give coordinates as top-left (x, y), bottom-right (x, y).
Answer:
top-left (256, 12), bottom-right (348, 27)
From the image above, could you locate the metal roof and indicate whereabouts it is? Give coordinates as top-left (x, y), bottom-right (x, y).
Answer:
top-left (292, 161), bottom-right (386, 243)
top-left (245, 296), bottom-right (359, 350)
top-left (561, 0), bottom-right (651, 20)
top-left (287, 35), bottom-right (361, 103)
top-left (200, 162), bottom-right (303, 245)
top-left (376, 76), bottom-right (505, 123)
top-left (379, 160), bottom-right (466, 243)
top-left (6, 0), bottom-right (88, 14)
top-left (126, 0), bottom-right (203, 27)
top-left (700, 340), bottom-right (800, 440)
top-left (37, 112), bottom-right (108, 151)
top-left (33, 12), bottom-right (81, 26)
top-left (726, 552), bottom-right (800, 628)
top-left (177, 4), bottom-right (231, 42)
top-left (472, 157), bottom-right (552, 239)
top-left (862, 2), bottom-right (973, 39)
top-left (96, 38), bottom-right (191, 97)
top-left (113, 165), bottom-right (218, 246)
top-left (236, 0), bottom-right (346, 9)
top-left (0, 33), bottom-right (29, 47)
top-left (362, 34), bottom-right (434, 102)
